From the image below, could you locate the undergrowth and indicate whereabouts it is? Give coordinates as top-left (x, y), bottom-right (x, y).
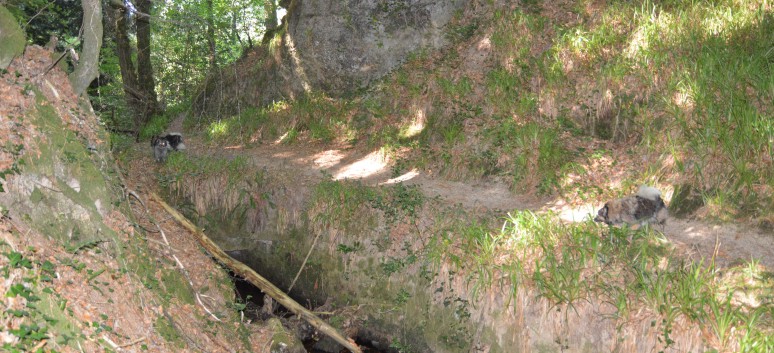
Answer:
top-left (311, 177), bottom-right (425, 231)
top-left (1, 240), bottom-right (71, 352)
top-left (430, 211), bottom-right (774, 352)
top-left (194, 0), bottom-right (772, 219)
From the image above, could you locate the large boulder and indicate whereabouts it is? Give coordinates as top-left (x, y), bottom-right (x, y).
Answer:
top-left (193, 0), bottom-right (468, 117)
top-left (284, 0), bottom-right (467, 92)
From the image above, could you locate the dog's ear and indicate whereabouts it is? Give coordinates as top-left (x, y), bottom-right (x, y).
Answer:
top-left (594, 204), bottom-right (608, 223)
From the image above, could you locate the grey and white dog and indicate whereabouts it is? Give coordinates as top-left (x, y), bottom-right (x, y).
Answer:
top-left (151, 132), bottom-right (186, 162)
top-left (594, 185), bottom-right (668, 228)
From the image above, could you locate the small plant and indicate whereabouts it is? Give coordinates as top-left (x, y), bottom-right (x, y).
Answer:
top-left (140, 113), bottom-right (173, 141)
top-left (390, 338), bottom-right (416, 353)
top-left (394, 288), bottom-right (411, 305)
top-left (336, 242), bottom-right (363, 254)
top-left (381, 258), bottom-right (405, 276)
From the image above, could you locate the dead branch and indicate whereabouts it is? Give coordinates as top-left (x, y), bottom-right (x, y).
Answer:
top-left (149, 193), bottom-right (362, 353)
top-left (288, 230), bottom-right (322, 292)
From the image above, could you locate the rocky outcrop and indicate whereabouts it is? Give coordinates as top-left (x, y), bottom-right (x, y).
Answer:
top-left (193, 0), bottom-right (468, 117)
top-left (283, 0), bottom-right (467, 92)
top-left (0, 46), bottom-right (118, 245)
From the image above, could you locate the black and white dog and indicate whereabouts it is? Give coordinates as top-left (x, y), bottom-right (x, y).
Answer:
top-left (594, 185), bottom-right (668, 228)
top-left (151, 133), bottom-right (186, 162)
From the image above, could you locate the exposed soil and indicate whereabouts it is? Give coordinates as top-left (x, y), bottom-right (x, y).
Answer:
top-left (1, 46), bottom-right (271, 352)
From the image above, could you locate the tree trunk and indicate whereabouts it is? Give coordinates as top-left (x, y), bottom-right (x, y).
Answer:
top-left (68, 0), bottom-right (103, 96)
top-left (135, 0), bottom-right (159, 119)
top-left (206, 0), bottom-right (217, 70)
top-left (110, 4), bottom-right (144, 139)
top-left (264, 0), bottom-right (278, 31)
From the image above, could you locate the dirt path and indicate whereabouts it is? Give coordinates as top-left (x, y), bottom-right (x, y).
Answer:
top-left (178, 131), bottom-right (773, 270)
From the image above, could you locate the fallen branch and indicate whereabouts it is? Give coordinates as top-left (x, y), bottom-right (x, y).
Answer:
top-left (149, 193), bottom-right (362, 353)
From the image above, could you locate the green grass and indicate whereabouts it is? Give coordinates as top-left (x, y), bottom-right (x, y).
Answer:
top-left (164, 153), bottom-right (249, 185)
top-left (139, 113), bottom-right (174, 141)
top-left (311, 178), bottom-right (425, 231)
top-left (431, 211), bottom-right (774, 352)
top-left (206, 106), bottom-right (269, 144)
top-left (190, 0), bottom-right (771, 213)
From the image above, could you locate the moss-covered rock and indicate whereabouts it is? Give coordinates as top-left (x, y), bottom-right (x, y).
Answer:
top-left (268, 318), bottom-right (306, 353)
top-left (0, 6), bottom-right (25, 69)
top-left (1, 93), bottom-right (118, 244)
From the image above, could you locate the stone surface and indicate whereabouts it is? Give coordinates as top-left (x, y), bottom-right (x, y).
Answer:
top-left (284, 0), bottom-right (467, 92)
top-left (193, 0), bottom-right (468, 116)
top-left (0, 6), bottom-right (26, 69)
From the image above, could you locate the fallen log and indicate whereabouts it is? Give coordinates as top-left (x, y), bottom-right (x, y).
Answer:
top-left (149, 193), bottom-right (362, 353)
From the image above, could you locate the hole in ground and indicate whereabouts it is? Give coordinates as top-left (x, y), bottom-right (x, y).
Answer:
top-left (228, 269), bottom-right (395, 353)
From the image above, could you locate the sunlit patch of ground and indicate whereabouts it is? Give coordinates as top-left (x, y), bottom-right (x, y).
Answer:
top-left (332, 150), bottom-right (389, 180)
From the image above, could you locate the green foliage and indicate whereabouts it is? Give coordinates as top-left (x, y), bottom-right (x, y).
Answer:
top-left (311, 178), bottom-right (374, 231)
top-left (152, 0), bottom-right (272, 106)
top-left (434, 211), bottom-right (774, 352)
top-left (206, 106), bottom-right (268, 144)
top-left (368, 184), bottom-right (425, 223)
top-left (5, 0), bottom-right (82, 47)
top-left (1, 243), bottom-right (82, 352)
top-left (140, 113), bottom-right (173, 141)
top-left (381, 258), bottom-right (405, 276)
top-left (390, 338), bottom-right (417, 353)
top-left (312, 176), bottom-right (425, 232)
top-left (336, 242), bottom-right (363, 254)
top-left (162, 153), bottom-right (249, 187)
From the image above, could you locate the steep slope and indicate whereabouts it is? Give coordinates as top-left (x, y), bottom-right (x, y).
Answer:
top-left (0, 46), bottom-right (283, 352)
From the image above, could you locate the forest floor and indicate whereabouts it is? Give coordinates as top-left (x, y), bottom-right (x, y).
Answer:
top-left (167, 110), bottom-right (774, 271)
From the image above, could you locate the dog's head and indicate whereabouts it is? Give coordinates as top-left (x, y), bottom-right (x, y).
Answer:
top-left (594, 204), bottom-right (610, 224)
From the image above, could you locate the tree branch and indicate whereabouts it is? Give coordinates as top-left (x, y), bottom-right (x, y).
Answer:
top-left (149, 193), bottom-right (362, 353)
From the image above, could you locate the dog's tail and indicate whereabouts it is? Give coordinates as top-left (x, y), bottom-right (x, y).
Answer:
top-left (637, 185), bottom-right (662, 201)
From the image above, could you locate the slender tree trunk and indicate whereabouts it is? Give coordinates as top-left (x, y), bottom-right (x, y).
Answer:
top-left (111, 4), bottom-right (143, 138)
top-left (264, 0), bottom-right (278, 31)
top-left (135, 0), bottom-right (159, 119)
top-left (68, 0), bottom-right (103, 96)
top-left (231, 11), bottom-right (241, 46)
top-left (206, 0), bottom-right (217, 70)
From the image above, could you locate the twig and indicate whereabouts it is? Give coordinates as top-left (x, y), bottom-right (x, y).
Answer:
top-left (288, 230), bottom-right (322, 292)
top-left (150, 192), bottom-right (363, 353)
top-left (118, 336), bottom-right (146, 348)
top-left (25, 0), bottom-right (55, 27)
top-left (101, 334), bottom-right (120, 350)
top-left (127, 189), bottom-right (146, 208)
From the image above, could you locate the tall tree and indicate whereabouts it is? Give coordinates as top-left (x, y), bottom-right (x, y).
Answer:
top-left (68, 0), bottom-right (103, 96)
top-left (206, 0), bottom-right (217, 70)
top-left (264, 0), bottom-right (277, 31)
top-left (135, 0), bottom-right (159, 117)
top-left (108, 0), bottom-right (159, 138)
top-left (110, 2), bottom-right (142, 132)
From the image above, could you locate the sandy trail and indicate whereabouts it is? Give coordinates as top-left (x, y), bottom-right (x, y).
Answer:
top-left (181, 134), bottom-right (773, 270)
